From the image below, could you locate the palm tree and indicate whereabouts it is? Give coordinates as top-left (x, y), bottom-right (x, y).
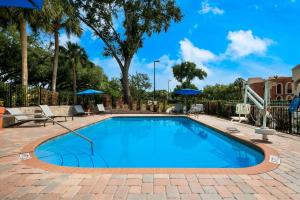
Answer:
top-left (0, 9), bottom-right (35, 87)
top-left (33, 0), bottom-right (82, 92)
top-left (61, 42), bottom-right (88, 103)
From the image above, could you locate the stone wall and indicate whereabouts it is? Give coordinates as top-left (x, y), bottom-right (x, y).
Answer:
top-left (3, 105), bottom-right (75, 127)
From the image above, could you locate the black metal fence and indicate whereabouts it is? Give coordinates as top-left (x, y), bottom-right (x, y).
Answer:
top-left (0, 81), bottom-right (74, 107)
top-left (201, 100), bottom-right (299, 134)
top-left (1, 81), bottom-right (299, 134)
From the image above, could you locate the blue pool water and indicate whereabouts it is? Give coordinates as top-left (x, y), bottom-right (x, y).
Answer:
top-left (35, 117), bottom-right (264, 168)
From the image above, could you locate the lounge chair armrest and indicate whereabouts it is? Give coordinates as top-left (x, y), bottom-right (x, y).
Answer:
top-left (2, 113), bottom-right (44, 117)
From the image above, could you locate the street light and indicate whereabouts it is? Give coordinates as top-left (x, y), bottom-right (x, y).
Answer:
top-left (167, 80), bottom-right (171, 102)
top-left (153, 60), bottom-right (160, 101)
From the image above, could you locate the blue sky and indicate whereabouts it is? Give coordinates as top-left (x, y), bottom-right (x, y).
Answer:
top-left (60, 0), bottom-right (300, 90)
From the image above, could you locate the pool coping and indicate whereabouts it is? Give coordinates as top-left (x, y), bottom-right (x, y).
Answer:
top-left (21, 114), bottom-right (279, 174)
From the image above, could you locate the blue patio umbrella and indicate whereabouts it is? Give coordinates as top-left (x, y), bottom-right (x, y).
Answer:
top-left (76, 89), bottom-right (104, 108)
top-left (175, 89), bottom-right (202, 96)
top-left (175, 89), bottom-right (202, 113)
top-left (76, 89), bottom-right (104, 96)
top-left (0, 0), bottom-right (44, 10)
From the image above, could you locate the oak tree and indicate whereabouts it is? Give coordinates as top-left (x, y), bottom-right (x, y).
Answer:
top-left (72, 0), bottom-right (182, 104)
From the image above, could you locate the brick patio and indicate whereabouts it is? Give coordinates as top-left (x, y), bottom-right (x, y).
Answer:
top-left (0, 114), bottom-right (300, 200)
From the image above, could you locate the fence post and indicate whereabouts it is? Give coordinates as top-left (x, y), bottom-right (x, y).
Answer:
top-left (9, 84), bottom-right (12, 107)
top-left (208, 102), bottom-right (210, 114)
top-left (58, 92), bottom-right (60, 105)
top-left (296, 110), bottom-right (300, 134)
top-left (288, 112), bottom-right (292, 134)
top-left (39, 86), bottom-right (42, 105)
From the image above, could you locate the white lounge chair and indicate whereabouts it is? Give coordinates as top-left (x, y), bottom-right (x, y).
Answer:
top-left (171, 103), bottom-right (182, 114)
top-left (166, 106), bottom-right (175, 114)
top-left (39, 105), bottom-right (74, 122)
top-left (188, 104), bottom-right (204, 114)
top-left (96, 104), bottom-right (111, 114)
top-left (73, 105), bottom-right (91, 115)
top-left (6, 108), bottom-right (48, 127)
top-left (196, 104), bottom-right (204, 113)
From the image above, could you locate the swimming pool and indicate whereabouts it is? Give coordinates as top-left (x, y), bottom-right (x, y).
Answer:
top-left (35, 117), bottom-right (264, 168)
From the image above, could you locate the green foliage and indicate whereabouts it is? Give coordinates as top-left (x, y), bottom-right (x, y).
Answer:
top-left (0, 25), bottom-right (108, 93)
top-left (0, 6), bottom-right (34, 28)
top-left (32, 0), bottom-right (82, 37)
top-left (106, 78), bottom-right (122, 98)
top-left (130, 72), bottom-right (151, 101)
top-left (31, 0), bottom-right (83, 91)
top-left (0, 25), bottom-right (22, 82)
top-left (79, 63), bottom-right (108, 90)
top-left (105, 78), bottom-right (122, 107)
top-left (57, 43), bottom-right (108, 92)
top-left (155, 90), bottom-right (168, 101)
top-left (0, 25), bottom-right (52, 85)
top-left (203, 78), bottom-right (245, 101)
top-left (174, 82), bottom-right (198, 91)
top-left (172, 61), bottom-right (207, 89)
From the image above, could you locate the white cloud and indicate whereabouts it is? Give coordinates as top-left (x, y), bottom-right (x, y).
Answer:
top-left (198, 0), bottom-right (224, 15)
top-left (179, 38), bottom-right (216, 73)
top-left (225, 30), bottom-right (274, 58)
top-left (59, 33), bottom-right (80, 46)
top-left (91, 30), bottom-right (279, 90)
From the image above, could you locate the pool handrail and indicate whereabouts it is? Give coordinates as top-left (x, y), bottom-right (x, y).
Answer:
top-left (40, 114), bottom-right (94, 155)
top-left (2, 113), bottom-right (99, 162)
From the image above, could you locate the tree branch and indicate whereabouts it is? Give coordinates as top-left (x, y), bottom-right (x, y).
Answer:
top-left (103, 17), bottom-right (123, 47)
top-left (77, 14), bottom-right (124, 69)
top-left (130, 32), bottom-right (143, 60)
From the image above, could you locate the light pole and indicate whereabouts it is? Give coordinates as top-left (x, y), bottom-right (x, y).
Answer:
top-left (153, 60), bottom-right (160, 101)
top-left (167, 79), bottom-right (171, 102)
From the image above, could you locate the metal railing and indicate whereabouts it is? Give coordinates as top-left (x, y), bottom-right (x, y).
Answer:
top-left (0, 81), bottom-right (74, 107)
top-left (43, 116), bottom-right (94, 155)
top-left (1, 114), bottom-right (94, 155)
top-left (201, 100), bottom-right (300, 134)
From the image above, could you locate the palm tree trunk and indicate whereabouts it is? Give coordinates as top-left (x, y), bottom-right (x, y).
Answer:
top-left (72, 62), bottom-right (77, 104)
top-left (19, 14), bottom-right (28, 87)
top-left (51, 31), bottom-right (59, 91)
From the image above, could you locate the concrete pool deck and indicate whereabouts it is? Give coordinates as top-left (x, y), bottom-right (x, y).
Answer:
top-left (0, 114), bottom-right (300, 199)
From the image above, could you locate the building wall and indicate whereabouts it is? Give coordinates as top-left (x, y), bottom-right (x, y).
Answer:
top-left (270, 77), bottom-right (294, 101)
top-left (247, 77), bottom-right (294, 101)
top-left (292, 64), bottom-right (300, 95)
top-left (248, 82), bottom-right (264, 98)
